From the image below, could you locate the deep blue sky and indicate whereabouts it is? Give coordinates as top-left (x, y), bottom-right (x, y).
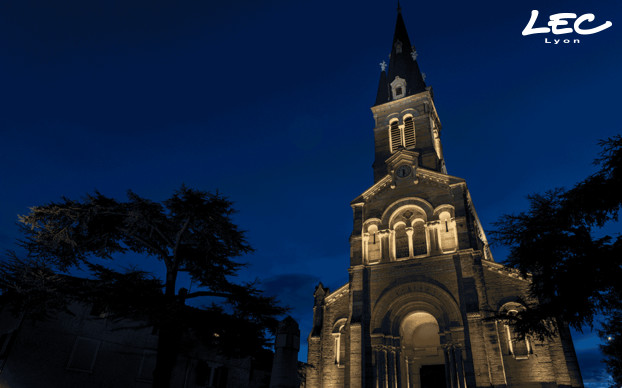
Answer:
top-left (1, 1), bottom-right (620, 385)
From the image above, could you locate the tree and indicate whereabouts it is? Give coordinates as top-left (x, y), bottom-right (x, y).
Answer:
top-left (492, 136), bottom-right (622, 385)
top-left (2, 186), bottom-right (287, 388)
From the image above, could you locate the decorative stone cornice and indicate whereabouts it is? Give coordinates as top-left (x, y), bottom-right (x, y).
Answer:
top-left (325, 283), bottom-right (349, 305)
top-left (481, 260), bottom-right (530, 281)
top-left (352, 175), bottom-right (393, 203)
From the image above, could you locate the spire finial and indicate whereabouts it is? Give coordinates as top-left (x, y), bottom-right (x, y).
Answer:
top-left (397, 1), bottom-right (402, 13)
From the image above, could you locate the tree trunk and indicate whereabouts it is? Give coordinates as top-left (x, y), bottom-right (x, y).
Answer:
top-left (153, 320), bottom-right (181, 388)
top-left (152, 270), bottom-right (179, 388)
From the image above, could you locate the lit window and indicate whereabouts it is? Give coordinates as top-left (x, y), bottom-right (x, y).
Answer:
top-left (412, 220), bottom-right (427, 256)
top-left (332, 322), bottom-right (347, 367)
top-left (390, 76), bottom-right (406, 100)
top-left (394, 223), bottom-right (409, 259)
top-left (367, 225), bottom-right (381, 263)
top-left (438, 211), bottom-right (457, 252)
top-left (505, 312), bottom-right (531, 359)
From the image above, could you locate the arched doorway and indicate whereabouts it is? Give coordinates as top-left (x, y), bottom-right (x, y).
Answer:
top-left (400, 312), bottom-right (446, 388)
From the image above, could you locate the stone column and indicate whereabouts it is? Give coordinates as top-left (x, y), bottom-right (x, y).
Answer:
top-left (444, 344), bottom-right (459, 388)
top-left (393, 349), bottom-right (401, 388)
top-left (405, 227), bottom-right (414, 258)
top-left (362, 232), bottom-right (369, 263)
top-left (387, 349), bottom-right (396, 388)
top-left (373, 347), bottom-right (388, 388)
top-left (374, 349), bottom-right (383, 388)
top-left (380, 230), bottom-right (390, 262)
top-left (454, 346), bottom-right (466, 388)
top-left (444, 347), bottom-right (451, 388)
top-left (349, 323), bottom-right (363, 388)
top-left (403, 356), bottom-right (410, 388)
top-left (270, 317), bottom-right (300, 388)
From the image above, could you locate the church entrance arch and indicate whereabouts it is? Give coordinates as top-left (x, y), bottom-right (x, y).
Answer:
top-left (370, 281), bottom-right (467, 388)
top-left (400, 311), bottom-right (445, 388)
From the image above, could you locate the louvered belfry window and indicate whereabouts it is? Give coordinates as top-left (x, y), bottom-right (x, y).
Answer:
top-left (403, 116), bottom-right (415, 148)
top-left (389, 120), bottom-right (401, 152)
top-left (389, 117), bottom-right (415, 153)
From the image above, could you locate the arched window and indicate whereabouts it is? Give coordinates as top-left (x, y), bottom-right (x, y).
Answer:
top-left (390, 76), bottom-right (406, 101)
top-left (500, 304), bottom-right (531, 360)
top-left (367, 225), bottom-right (381, 263)
top-left (403, 116), bottom-right (415, 148)
top-left (438, 211), bottom-right (457, 252)
top-left (332, 320), bottom-right (347, 366)
top-left (412, 220), bottom-right (427, 256)
top-left (389, 120), bottom-right (401, 153)
top-left (394, 223), bottom-right (409, 259)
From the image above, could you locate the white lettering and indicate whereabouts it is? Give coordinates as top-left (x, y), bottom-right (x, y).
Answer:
top-left (574, 39), bottom-right (580, 43)
top-left (574, 13), bottom-right (613, 35)
top-left (548, 13), bottom-right (576, 34)
top-left (524, 10), bottom-right (613, 37)
top-left (554, 39), bottom-right (561, 44)
top-left (522, 10), bottom-right (550, 35)
top-left (545, 38), bottom-right (552, 43)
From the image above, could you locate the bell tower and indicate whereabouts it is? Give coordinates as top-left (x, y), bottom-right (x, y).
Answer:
top-left (306, 6), bottom-right (584, 388)
top-left (372, 5), bottom-right (445, 182)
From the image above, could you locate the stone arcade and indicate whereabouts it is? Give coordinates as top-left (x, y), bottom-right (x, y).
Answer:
top-left (305, 7), bottom-right (584, 388)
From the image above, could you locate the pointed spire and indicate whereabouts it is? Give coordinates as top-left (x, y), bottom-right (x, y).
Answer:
top-left (373, 5), bottom-right (427, 106)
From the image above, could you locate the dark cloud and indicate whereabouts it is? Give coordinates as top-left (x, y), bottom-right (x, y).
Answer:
top-left (261, 273), bottom-right (320, 321)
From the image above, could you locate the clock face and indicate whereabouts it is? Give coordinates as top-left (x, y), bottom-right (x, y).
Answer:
top-left (396, 165), bottom-right (411, 178)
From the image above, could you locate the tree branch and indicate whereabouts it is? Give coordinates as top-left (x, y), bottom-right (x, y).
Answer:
top-left (119, 227), bottom-right (170, 262)
top-left (172, 218), bottom-right (191, 263)
top-left (184, 290), bottom-right (231, 299)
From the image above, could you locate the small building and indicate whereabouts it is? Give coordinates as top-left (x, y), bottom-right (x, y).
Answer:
top-left (0, 301), bottom-right (272, 388)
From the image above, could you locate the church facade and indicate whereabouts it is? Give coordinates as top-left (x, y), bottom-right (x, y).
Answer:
top-left (305, 8), bottom-right (584, 388)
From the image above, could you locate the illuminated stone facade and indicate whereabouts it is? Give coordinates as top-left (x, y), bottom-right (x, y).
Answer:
top-left (305, 8), bottom-right (584, 388)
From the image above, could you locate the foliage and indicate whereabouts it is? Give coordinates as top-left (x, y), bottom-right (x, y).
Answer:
top-left (600, 311), bottom-right (622, 388)
top-left (1, 185), bottom-right (287, 388)
top-left (491, 135), bottom-right (622, 381)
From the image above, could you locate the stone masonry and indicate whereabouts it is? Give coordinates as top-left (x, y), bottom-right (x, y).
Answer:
top-left (305, 7), bottom-right (584, 388)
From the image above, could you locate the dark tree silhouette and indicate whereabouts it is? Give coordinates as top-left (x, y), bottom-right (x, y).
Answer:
top-left (2, 186), bottom-right (287, 388)
top-left (492, 136), bottom-right (622, 386)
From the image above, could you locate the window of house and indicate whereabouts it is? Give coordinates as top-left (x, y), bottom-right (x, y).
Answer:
top-left (195, 362), bottom-right (228, 388)
top-left (137, 350), bottom-right (157, 381)
top-left (67, 337), bottom-right (100, 372)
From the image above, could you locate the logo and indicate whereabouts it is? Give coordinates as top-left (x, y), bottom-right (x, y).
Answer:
top-left (522, 10), bottom-right (613, 44)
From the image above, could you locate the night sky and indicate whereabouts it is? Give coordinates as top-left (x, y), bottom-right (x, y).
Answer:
top-left (1, 1), bottom-right (621, 386)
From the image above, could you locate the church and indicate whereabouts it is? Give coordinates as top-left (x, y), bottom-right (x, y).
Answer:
top-left (305, 7), bottom-right (584, 388)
